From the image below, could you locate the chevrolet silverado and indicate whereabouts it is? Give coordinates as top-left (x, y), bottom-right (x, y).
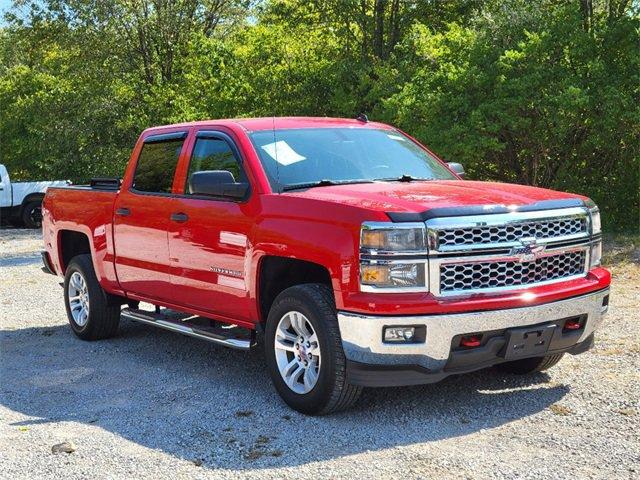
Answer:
top-left (41, 117), bottom-right (610, 414)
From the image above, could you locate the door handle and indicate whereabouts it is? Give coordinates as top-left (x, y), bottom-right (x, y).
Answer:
top-left (170, 212), bottom-right (189, 223)
top-left (116, 207), bottom-right (130, 216)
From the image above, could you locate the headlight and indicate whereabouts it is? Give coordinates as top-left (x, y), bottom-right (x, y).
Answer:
top-left (360, 223), bottom-right (426, 252)
top-left (586, 199), bottom-right (601, 235)
top-left (590, 208), bottom-right (601, 235)
top-left (359, 222), bottom-right (428, 292)
top-left (360, 261), bottom-right (426, 289)
top-left (590, 241), bottom-right (602, 268)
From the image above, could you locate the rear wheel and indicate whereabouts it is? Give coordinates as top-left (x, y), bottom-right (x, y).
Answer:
top-left (497, 353), bottom-right (565, 374)
top-left (63, 254), bottom-right (121, 340)
top-left (21, 200), bottom-right (43, 229)
top-left (265, 284), bottom-right (362, 415)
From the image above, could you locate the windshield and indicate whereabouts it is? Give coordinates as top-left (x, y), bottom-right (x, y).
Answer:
top-left (249, 128), bottom-right (456, 191)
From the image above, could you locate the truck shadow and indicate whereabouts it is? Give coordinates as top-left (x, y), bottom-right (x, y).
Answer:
top-left (0, 321), bottom-right (569, 471)
top-left (0, 253), bottom-right (42, 267)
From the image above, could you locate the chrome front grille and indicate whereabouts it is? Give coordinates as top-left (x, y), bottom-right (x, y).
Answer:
top-left (437, 217), bottom-right (587, 249)
top-left (426, 207), bottom-right (593, 296)
top-left (440, 250), bottom-right (586, 293)
top-left (427, 207), bottom-right (591, 253)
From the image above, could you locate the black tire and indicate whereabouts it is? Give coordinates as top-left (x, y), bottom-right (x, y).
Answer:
top-left (264, 284), bottom-right (362, 415)
top-left (63, 254), bottom-right (121, 340)
top-left (496, 353), bottom-right (565, 374)
top-left (21, 200), bottom-right (43, 229)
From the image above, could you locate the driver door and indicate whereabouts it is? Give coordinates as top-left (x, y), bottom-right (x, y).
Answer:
top-left (167, 130), bottom-right (254, 322)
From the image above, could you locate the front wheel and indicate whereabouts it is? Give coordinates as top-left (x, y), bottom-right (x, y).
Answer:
top-left (264, 284), bottom-right (362, 415)
top-left (64, 254), bottom-right (121, 340)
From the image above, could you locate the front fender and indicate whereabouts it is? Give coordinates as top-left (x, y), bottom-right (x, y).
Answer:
top-left (249, 215), bottom-right (360, 314)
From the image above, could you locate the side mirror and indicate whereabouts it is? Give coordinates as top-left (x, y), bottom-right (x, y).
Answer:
top-left (189, 170), bottom-right (249, 200)
top-left (447, 162), bottom-right (465, 178)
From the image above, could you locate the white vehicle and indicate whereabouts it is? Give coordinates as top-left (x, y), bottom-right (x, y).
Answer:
top-left (0, 164), bottom-right (70, 228)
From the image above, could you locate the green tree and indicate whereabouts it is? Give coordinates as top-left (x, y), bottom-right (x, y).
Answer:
top-left (1, 0), bottom-right (637, 230)
top-left (379, 1), bottom-right (639, 230)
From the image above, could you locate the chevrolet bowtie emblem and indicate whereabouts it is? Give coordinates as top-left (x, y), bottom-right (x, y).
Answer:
top-left (509, 237), bottom-right (546, 262)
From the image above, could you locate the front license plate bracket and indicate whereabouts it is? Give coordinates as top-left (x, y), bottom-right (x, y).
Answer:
top-left (502, 324), bottom-right (556, 361)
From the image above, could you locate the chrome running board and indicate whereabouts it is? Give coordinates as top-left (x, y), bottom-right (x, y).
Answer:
top-left (121, 307), bottom-right (253, 350)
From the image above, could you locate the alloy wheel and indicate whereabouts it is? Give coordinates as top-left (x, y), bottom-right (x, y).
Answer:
top-left (68, 271), bottom-right (90, 326)
top-left (273, 311), bottom-right (321, 394)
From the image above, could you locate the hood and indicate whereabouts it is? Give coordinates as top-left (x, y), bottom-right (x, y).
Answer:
top-left (285, 180), bottom-right (587, 218)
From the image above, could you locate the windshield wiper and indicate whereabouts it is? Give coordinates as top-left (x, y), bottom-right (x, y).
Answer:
top-left (282, 179), bottom-right (373, 192)
top-left (374, 174), bottom-right (434, 182)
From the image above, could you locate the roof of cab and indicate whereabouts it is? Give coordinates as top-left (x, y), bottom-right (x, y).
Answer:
top-left (142, 116), bottom-right (395, 135)
top-left (235, 116), bottom-right (394, 132)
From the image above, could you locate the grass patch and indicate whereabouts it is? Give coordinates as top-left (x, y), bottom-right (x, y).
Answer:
top-left (244, 449), bottom-right (264, 461)
top-left (243, 435), bottom-right (280, 461)
top-left (235, 410), bottom-right (254, 417)
top-left (614, 408), bottom-right (636, 416)
top-left (596, 347), bottom-right (624, 356)
top-left (602, 233), bottom-right (640, 267)
top-left (549, 404), bottom-right (573, 416)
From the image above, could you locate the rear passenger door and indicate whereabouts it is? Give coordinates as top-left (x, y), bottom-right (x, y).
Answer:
top-left (113, 132), bottom-right (186, 301)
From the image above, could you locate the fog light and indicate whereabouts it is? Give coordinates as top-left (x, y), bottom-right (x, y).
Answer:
top-left (382, 325), bottom-right (428, 344)
top-left (384, 327), bottom-right (415, 342)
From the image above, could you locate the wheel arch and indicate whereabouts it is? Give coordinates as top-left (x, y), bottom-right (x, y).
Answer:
top-left (57, 229), bottom-right (93, 273)
top-left (256, 255), bottom-right (334, 325)
top-left (20, 192), bottom-right (45, 209)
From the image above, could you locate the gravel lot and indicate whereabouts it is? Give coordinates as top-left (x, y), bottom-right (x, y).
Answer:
top-left (1, 228), bottom-right (638, 479)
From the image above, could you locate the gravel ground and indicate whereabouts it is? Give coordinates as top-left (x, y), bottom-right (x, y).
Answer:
top-left (1, 228), bottom-right (638, 479)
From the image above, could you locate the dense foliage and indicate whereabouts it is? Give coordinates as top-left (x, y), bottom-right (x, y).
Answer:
top-left (0, 0), bottom-right (638, 231)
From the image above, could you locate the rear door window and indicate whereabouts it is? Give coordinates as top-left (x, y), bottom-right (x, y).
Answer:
top-left (133, 135), bottom-right (186, 193)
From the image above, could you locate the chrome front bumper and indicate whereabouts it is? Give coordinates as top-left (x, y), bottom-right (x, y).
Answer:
top-left (338, 289), bottom-right (609, 385)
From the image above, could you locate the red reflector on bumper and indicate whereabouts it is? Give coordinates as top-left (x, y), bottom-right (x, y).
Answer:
top-left (564, 321), bottom-right (582, 330)
top-left (460, 335), bottom-right (481, 348)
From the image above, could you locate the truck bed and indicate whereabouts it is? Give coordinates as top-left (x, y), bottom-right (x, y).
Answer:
top-left (42, 185), bottom-right (122, 294)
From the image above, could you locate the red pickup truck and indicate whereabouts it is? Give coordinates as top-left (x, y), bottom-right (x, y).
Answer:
top-left (42, 117), bottom-right (610, 414)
